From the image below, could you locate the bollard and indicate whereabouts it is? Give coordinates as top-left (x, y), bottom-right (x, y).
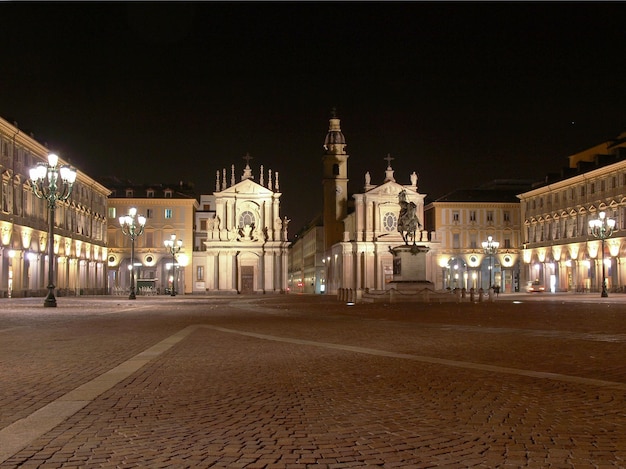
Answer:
top-left (470, 287), bottom-right (475, 302)
top-left (455, 288), bottom-right (462, 303)
top-left (488, 287), bottom-right (494, 302)
top-left (461, 288), bottom-right (467, 300)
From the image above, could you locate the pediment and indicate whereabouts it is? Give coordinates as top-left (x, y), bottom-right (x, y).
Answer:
top-left (219, 178), bottom-right (274, 196)
top-left (365, 181), bottom-right (417, 197)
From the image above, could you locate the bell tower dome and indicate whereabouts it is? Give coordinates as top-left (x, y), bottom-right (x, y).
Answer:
top-left (322, 109), bottom-right (349, 250)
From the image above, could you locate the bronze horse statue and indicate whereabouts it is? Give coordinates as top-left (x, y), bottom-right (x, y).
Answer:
top-left (397, 189), bottom-right (422, 245)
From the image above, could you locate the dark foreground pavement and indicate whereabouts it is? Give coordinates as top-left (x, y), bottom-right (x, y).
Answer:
top-left (1, 294), bottom-right (626, 468)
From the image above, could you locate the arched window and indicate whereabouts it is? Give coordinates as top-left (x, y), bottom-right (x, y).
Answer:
top-left (239, 210), bottom-right (255, 228)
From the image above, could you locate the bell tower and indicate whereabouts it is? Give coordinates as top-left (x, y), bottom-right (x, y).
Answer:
top-left (322, 109), bottom-right (349, 250)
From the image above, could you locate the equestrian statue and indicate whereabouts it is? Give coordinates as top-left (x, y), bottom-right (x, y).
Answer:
top-left (397, 189), bottom-right (422, 245)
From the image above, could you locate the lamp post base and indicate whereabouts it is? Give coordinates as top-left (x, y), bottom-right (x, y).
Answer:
top-left (602, 279), bottom-right (609, 297)
top-left (44, 290), bottom-right (57, 307)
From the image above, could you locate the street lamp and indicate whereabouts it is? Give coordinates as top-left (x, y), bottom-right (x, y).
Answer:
top-left (589, 211), bottom-right (615, 297)
top-left (164, 234), bottom-right (182, 296)
top-left (119, 208), bottom-right (146, 300)
top-left (482, 235), bottom-right (499, 289)
top-left (29, 153), bottom-right (77, 307)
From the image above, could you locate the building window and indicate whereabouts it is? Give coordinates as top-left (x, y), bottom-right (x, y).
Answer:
top-left (147, 189), bottom-right (155, 198)
top-left (239, 210), bottom-right (255, 228)
top-left (200, 219), bottom-right (207, 231)
top-left (503, 211), bottom-right (511, 223)
top-left (108, 207), bottom-right (116, 218)
top-left (487, 211), bottom-right (494, 223)
top-left (145, 232), bottom-right (153, 248)
top-left (164, 189), bottom-right (173, 198)
top-left (382, 212), bottom-right (397, 231)
top-left (146, 208), bottom-right (153, 218)
top-left (197, 266), bottom-right (204, 281)
top-left (452, 211), bottom-right (459, 222)
top-left (452, 233), bottom-right (460, 249)
top-left (469, 234), bottom-right (477, 249)
top-left (580, 186), bottom-right (585, 196)
top-left (2, 180), bottom-right (12, 213)
top-left (590, 183), bottom-right (595, 194)
top-left (125, 189), bottom-right (134, 197)
top-left (469, 211), bottom-right (476, 222)
top-left (165, 208), bottom-right (173, 219)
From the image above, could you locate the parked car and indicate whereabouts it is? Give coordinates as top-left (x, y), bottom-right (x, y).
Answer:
top-left (526, 281), bottom-right (545, 293)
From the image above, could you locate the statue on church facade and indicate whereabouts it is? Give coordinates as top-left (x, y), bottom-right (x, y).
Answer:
top-left (397, 189), bottom-right (422, 245)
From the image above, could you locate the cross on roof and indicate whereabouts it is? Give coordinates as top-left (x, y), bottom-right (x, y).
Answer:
top-left (243, 152), bottom-right (253, 166)
top-left (384, 153), bottom-right (394, 168)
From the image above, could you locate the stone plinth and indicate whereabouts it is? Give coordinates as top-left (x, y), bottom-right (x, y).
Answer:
top-left (389, 244), bottom-right (431, 283)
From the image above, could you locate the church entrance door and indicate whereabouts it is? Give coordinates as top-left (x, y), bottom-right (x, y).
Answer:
top-left (241, 266), bottom-right (254, 294)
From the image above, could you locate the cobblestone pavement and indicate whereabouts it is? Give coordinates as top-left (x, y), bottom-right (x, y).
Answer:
top-left (1, 294), bottom-right (626, 468)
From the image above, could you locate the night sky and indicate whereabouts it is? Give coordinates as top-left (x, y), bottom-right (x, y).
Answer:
top-left (3, 3), bottom-right (626, 236)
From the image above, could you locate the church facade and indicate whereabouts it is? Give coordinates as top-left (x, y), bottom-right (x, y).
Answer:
top-left (321, 114), bottom-right (439, 295)
top-left (192, 159), bottom-right (290, 294)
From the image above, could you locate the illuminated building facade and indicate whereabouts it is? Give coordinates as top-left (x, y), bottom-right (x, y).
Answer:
top-left (192, 160), bottom-right (290, 294)
top-left (104, 179), bottom-right (198, 295)
top-left (519, 133), bottom-right (626, 293)
top-left (320, 113), bottom-right (438, 295)
top-left (288, 218), bottom-right (325, 294)
top-left (0, 117), bottom-right (109, 298)
top-left (424, 183), bottom-right (528, 293)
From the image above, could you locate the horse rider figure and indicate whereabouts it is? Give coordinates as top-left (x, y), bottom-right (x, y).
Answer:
top-left (397, 189), bottom-right (422, 245)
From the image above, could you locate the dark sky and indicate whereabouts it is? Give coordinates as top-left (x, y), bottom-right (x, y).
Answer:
top-left (3, 2), bottom-right (626, 235)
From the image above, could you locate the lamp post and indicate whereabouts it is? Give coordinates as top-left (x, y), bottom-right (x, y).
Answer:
top-left (482, 235), bottom-right (499, 289)
top-left (589, 211), bottom-right (615, 297)
top-left (164, 234), bottom-right (182, 296)
top-left (29, 153), bottom-right (76, 307)
top-left (119, 208), bottom-right (146, 300)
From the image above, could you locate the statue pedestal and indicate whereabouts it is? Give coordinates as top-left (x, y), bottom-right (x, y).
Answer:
top-left (388, 244), bottom-right (433, 289)
top-left (361, 243), bottom-right (457, 303)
